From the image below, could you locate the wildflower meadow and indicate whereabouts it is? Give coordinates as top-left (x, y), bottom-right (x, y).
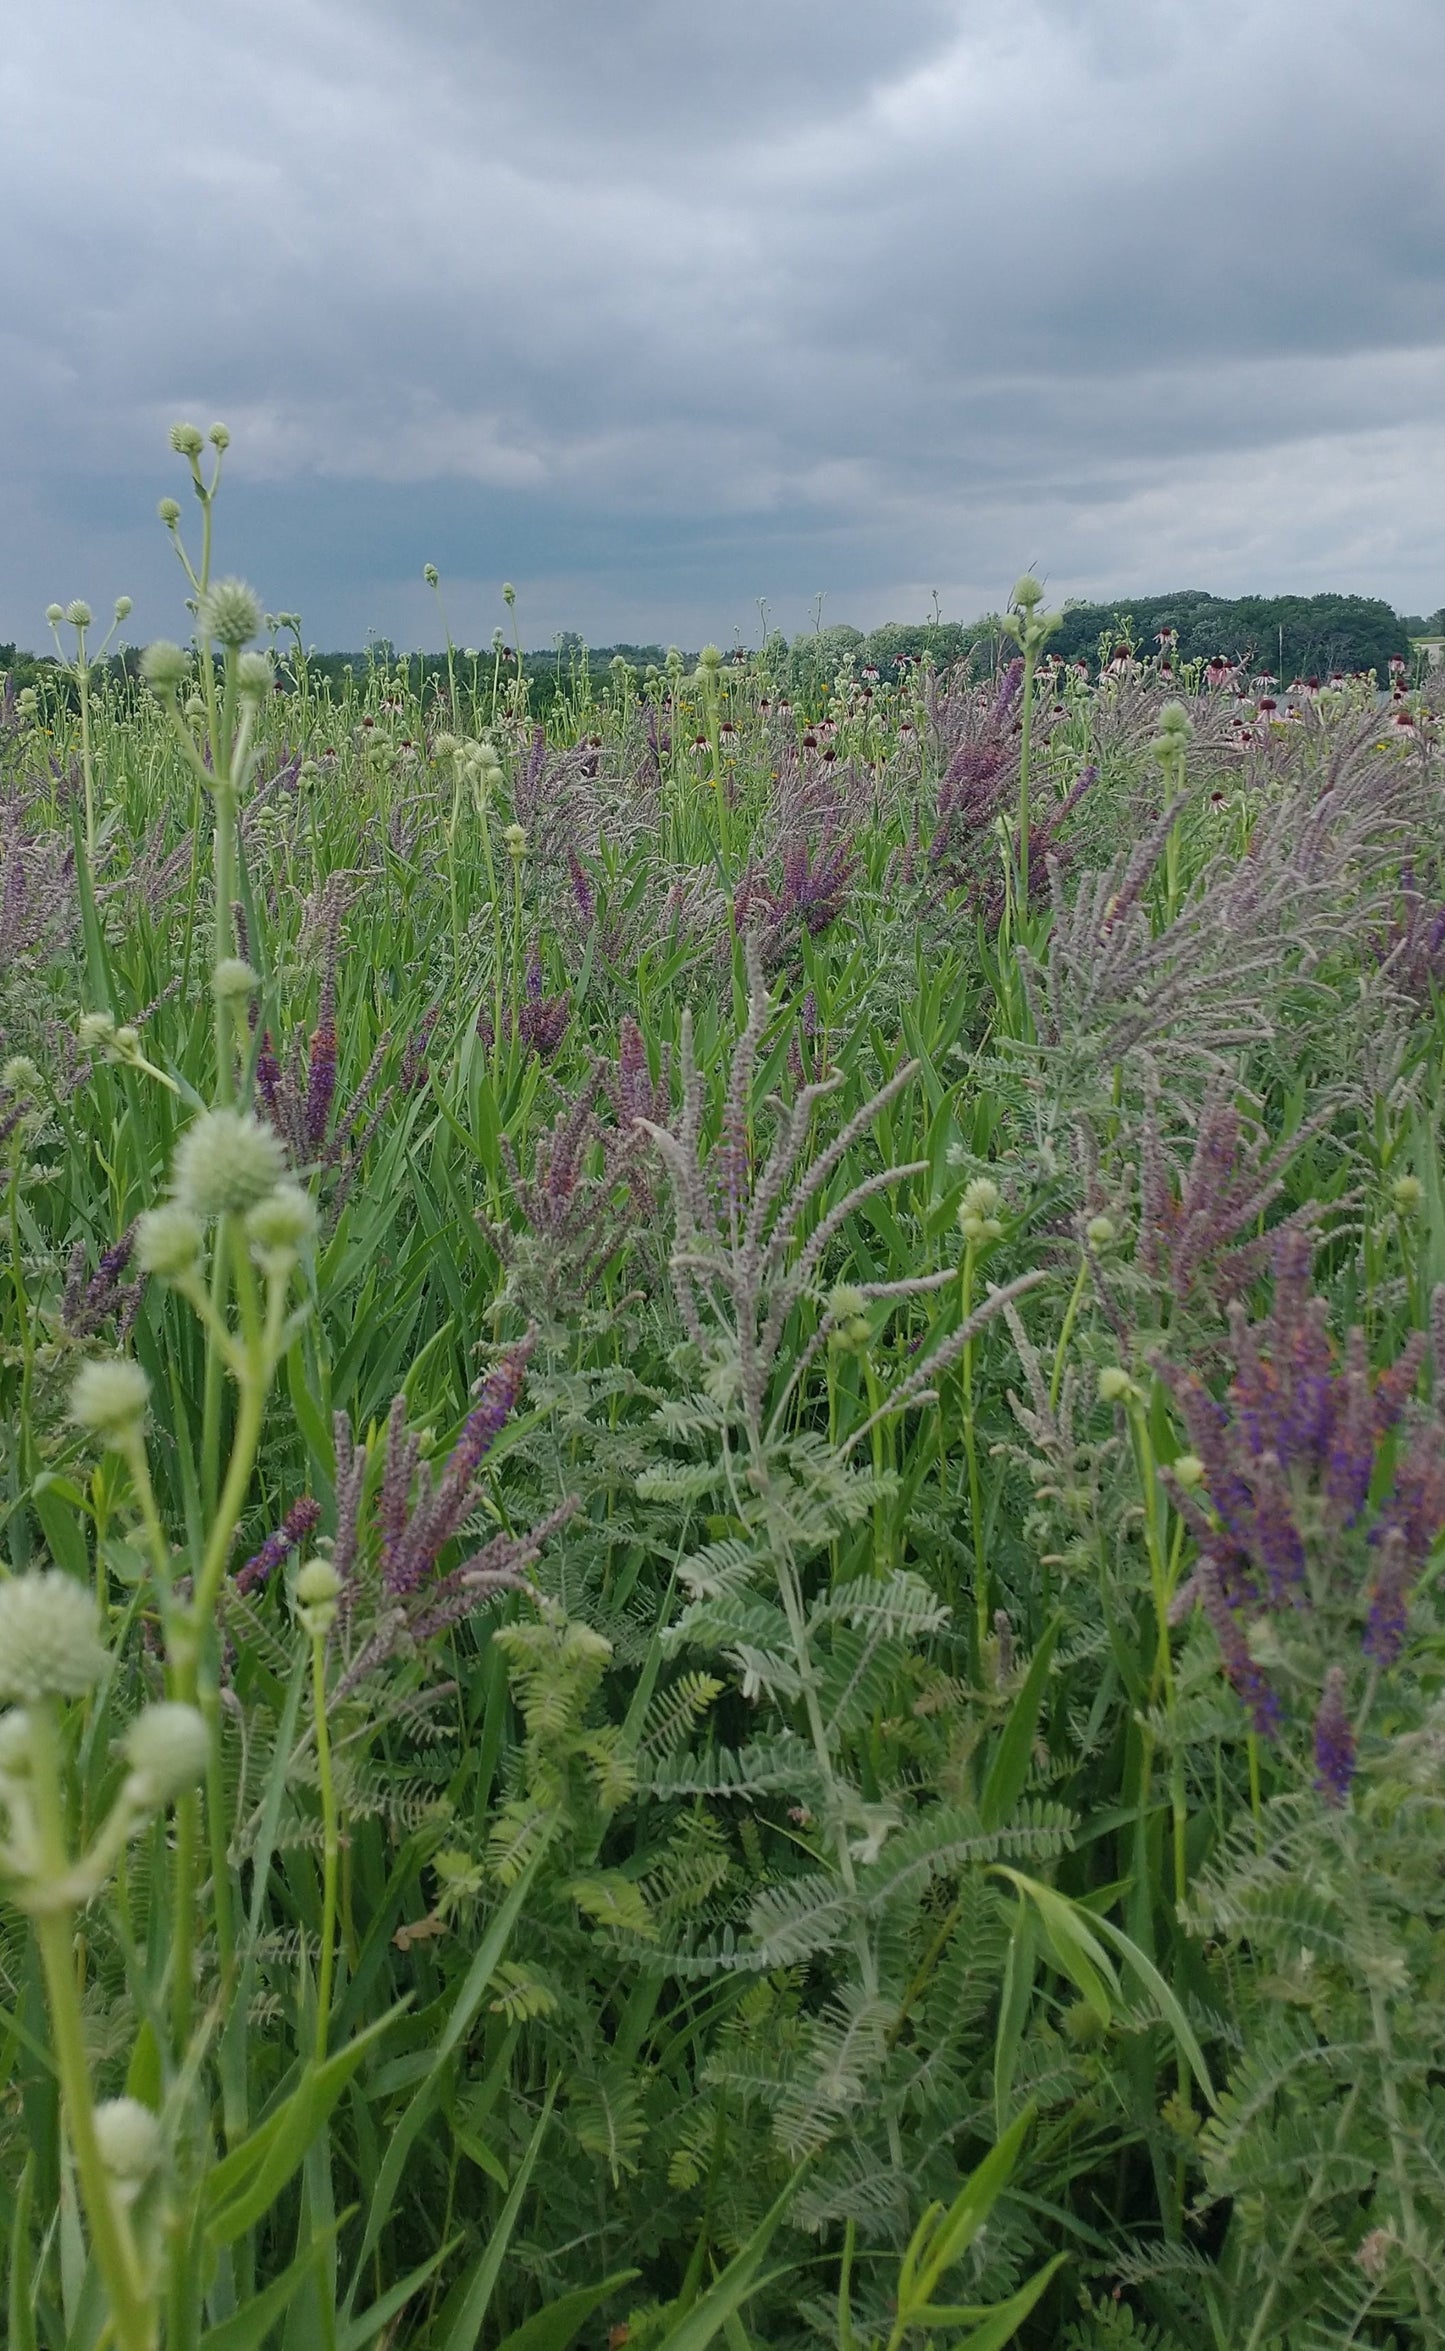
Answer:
top-left (4, 424), bottom-right (1445, 2351)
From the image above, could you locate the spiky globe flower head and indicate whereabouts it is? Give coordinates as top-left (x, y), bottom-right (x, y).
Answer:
top-left (113, 596), bottom-right (133, 624)
top-left (959, 1174), bottom-right (1005, 1245)
top-left (1153, 700), bottom-right (1193, 747)
top-left (77, 1011), bottom-right (117, 1056)
top-left (212, 958), bottom-right (258, 1004)
top-left (1011, 575), bottom-right (1045, 612)
top-left (698, 643), bottom-right (724, 673)
top-left (503, 822), bottom-right (527, 860)
top-left (70, 1358), bottom-right (150, 1447)
top-left (423, 563), bottom-right (439, 587)
top-left (208, 422), bottom-right (230, 450)
top-left (236, 650), bottom-right (273, 700)
top-left (140, 640), bottom-right (190, 695)
top-left (92, 2098), bottom-right (163, 2189)
top-left (45, 604), bottom-right (64, 626)
top-left (245, 1182), bottom-right (316, 1271)
top-left (2, 1056), bottom-right (40, 1095)
top-left (172, 1108), bottom-right (286, 1219)
top-left (65, 600), bottom-right (93, 630)
top-left (169, 421), bottom-right (205, 457)
top-left (295, 1555), bottom-right (343, 1636)
top-left (1172, 1453), bottom-right (1205, 1489)
top-left (502, 581), bottom-right (516, 606)
top-left (157, 497), bottom-right (182, 527)
top-left (828, 1283), bottom-right (867, 1322)
top-left (1086, 1214), bottom-right (1116, 1247)
top-left (0, 1572), bottom-right (108, 1703)
top-left (198, 578), bottom-right (263, 650)
top-left (1391, 1173), bottom-right (1424, 1213)
top-left (135, 1203), bottom-right (204, 1280)
top-left (1098, 1366), bottom-right (1140, 1406)
top-left (124, 1702), bottom-right (208, 1807)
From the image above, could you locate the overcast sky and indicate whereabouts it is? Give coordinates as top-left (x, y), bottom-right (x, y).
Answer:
top-left (4, 0), bottom-right (1443, 650)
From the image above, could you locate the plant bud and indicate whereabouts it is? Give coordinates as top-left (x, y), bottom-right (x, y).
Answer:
top-left (827, 1284), bottom-right (867, 1321)
top-left (2, 1056), bottom-right (41, 1094)
top-left (157, 498), bottom-right (182, 526)
top-left (70, 1358), bottom-right (150, 1445)
top-left (1155, 700), bottom-right (1192, 740)
top-left (45, 604), bottom-right (65, 625)
top-left (113, 596), bottom-right (133, 623)
top-left (503, 823), bottom-right (527, 859)
top-left (211, 958), bottom-right (258, 1003)
top-left (93, 2097), bottom-right (163, 2186)
top-left (236, 650), bottom-right (274, 699)
top-left (169, 422), bottom-right (205, 457)
top-left (1097, 1366), bottom-right (1137, 1405)
top-left (140, 640), bottom-right (190, 693)
top-left (960, 1176), bottom-right (1001, 1220)
top-left (0, 1571), bottom-right (109, 1703)
top-left (208, 422), bottom-right (231, 450)
top-left (124, 1702), bottom-right (208, 1806)
top-left (502, 582), bottom-right (516, 606)
top-left (245, 1182), bottom-right (316, 1260)
top-left (65, 601), bottom-right (93, 630)
top-left (135, 1204), bottom-right (204, 1279)
top-left (1086, 1214), bottom-right (1116, 1247)
top-left (1390, 1173), bottom-right (1424, 1213)
top-left (1173, 1453), bottom-right (1205, 1489)
top-left (197, 578), bottom-right (263, 649)
top-left (171, 1108), bottom-right (286, 1218)
top-left (423, 563), bottom-right (439, 586)
top-left (1011, 575), bottom-right (1044, 612)
top-left (295, 1555), bottom-right (343, 1635)
top-left (77, 1011), bottom-right (117, 1054)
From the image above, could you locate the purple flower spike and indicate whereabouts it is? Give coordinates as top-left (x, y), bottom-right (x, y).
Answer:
top-left (1312, 1668), bottom-right (1355, 1806)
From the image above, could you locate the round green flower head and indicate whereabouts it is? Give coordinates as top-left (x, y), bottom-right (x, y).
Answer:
top-left (236, 650), bottom-right (274, 699)
top-left (197, 577), bottom-right (263, 650)
top-left (212, 958), bottom-right (258, 1004)
top-left (0, 1571), bottom-right (109, 1704)
top-left (140, 640), bottom-right (190, 694)
top-left (65, 600), bottom-right (93, 630)
top-left (124, 1702), bottom-right (208, 1806)
top-left (92, 2097), bottom-right (163, 2184)
top-left (70, 1358), bottom-right (150, 1445)
top-left (157, 497), bottom-right (182, 527)
top-left (45, 604), bottom-right (64, 626)
top-left (114, 596), bottom-right (133, 623)
top-left (169, 421), bottom-right (205, 457)
top-left (135, 1203), bottom-right (203, 1279)
top-left (245, 1182), bottom-right (316, 1259)
top-left (172, 1108), bottom-right (286, 1218)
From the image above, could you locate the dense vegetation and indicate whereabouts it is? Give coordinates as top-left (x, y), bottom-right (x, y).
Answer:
top-left (3, 433), bottom-right (1445, 2351)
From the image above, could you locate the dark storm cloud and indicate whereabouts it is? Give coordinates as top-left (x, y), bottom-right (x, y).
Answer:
top-left (3, 0), bottom-right (1444, 647)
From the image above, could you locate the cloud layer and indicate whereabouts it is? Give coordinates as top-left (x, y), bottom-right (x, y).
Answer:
top-left (5, 0), bottom-right (1444, 646)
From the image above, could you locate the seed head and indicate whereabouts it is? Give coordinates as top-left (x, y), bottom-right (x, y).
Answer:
top-left (124, 1702), bottom-right (208, 1806)
top-left (0, 1572), bottom-right (109, 1703)
top-left (135, 1204), bottom-right (204, 1279)
top-left (197, 578), bottom-right (263, 650)
top-left (140, 640), bottom-right (190, 694)
top-left (70, 1358), bottom-right (150, 1445)
top-left (92, 2098), bottom-right (163, 2185)
top-left (172, 1108), bottom-right (286, 1218)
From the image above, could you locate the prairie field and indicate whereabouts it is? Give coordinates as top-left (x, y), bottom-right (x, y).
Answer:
top-left (4, 436), bottom-right (1445, 2351)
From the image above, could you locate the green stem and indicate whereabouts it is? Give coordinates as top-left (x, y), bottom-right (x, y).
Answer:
top-left (311, 1631), bottom-right (340, 2060)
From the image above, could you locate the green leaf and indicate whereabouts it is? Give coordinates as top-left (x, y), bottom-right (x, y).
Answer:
top-left (990, 1869), bottom-right (1118, 2025)
top-left (1088, 1913), bottom-right (1218, 2112)
top-left (650, 2174), bottom-right (801, 2351)
top-left (992, 1904), bottom-right (1036, 2133)
top-left (7, 2157), bottom-right (36, 2351)
top-left (979, 1617), bottom-right (1059, 1831)
top-left (338, 2242), bottom-right (460, 2351)
top-left (493, 2269), bottom-right (640, 2351)
top-left (205, 2009), bottom-right (399, 2247)
top-left (900, 2107), bottom-right (1034, 2310)
top-left (199, 2230), bottom-right (331, 2351)
top-left (435, 2087), bottom-right (556, 2351)
top-left (928, 2254), bottom-right (1067, 2349)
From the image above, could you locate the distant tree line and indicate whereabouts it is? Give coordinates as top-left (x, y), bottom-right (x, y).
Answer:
top-left (0, 590), bottom-right (1420, 709)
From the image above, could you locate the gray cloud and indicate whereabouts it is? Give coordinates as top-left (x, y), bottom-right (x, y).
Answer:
top-left (4, 0), bottom-right (1444, 647)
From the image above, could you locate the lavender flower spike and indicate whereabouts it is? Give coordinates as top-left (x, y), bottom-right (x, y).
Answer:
top-left (1312, 1667), bottom-right (1355, 1807)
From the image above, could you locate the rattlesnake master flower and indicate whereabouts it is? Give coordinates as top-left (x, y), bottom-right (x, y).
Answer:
top-left (113, 595), bottom-right (132, 623)
top-left (124, 1703), bottom-right (208, 1806)
top-left (295, 1555), bottom-right (343, 1635)
top-left (236, 650), bottom-right (274, 699)
top-left (168, 421), bottom-right (205, 456)
top-left (0, 1572), bottom-right (108, 1702)
top-left (208, 421), bottom-right (231, 450)
top-left (212, 957), bottom-right (258, 1003)
top-left (92, 2098), bottom-right (163, 2185)
top-left (245, 1182), bottom-right (316, 1270)
top-left (197, 577), bottom-right (263, 650)
top-left (2, 1056), bottom-right (41, 1094)
top-left (45, 603), bottom-right (64, 625)
top-left (1098, 1366), bottom-right (1139, 1405)
top-left (1011, 575), bottom-right (1045, 612)
top-left (1391, 1173), bottom-right (1424, 1213)
top-left (65, 600), bottom-right (93, 630)
top-left (1154, 700), bottom-right (1193, 741)
top-left (172, 1108), bottom-right (285, 1217)
top-left (70, 1358), bottom-right (150, 1443)
top-left (135, 1203), bottom-right (203, 1279)
top-left (423, 563), bottom-right (439, 587)
top-left (1086, 1214), bottom-right (1117, 1246)
top-left (157, 497), bottom-right (181, 526)
top-left (503, 823), bottom-right (527, 860)
top-left (139, 640), bottom-right (190, 693)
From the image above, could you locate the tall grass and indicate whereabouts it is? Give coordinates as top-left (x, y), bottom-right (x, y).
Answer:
top-left (2, 435), bottom-right (1445, 2350)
